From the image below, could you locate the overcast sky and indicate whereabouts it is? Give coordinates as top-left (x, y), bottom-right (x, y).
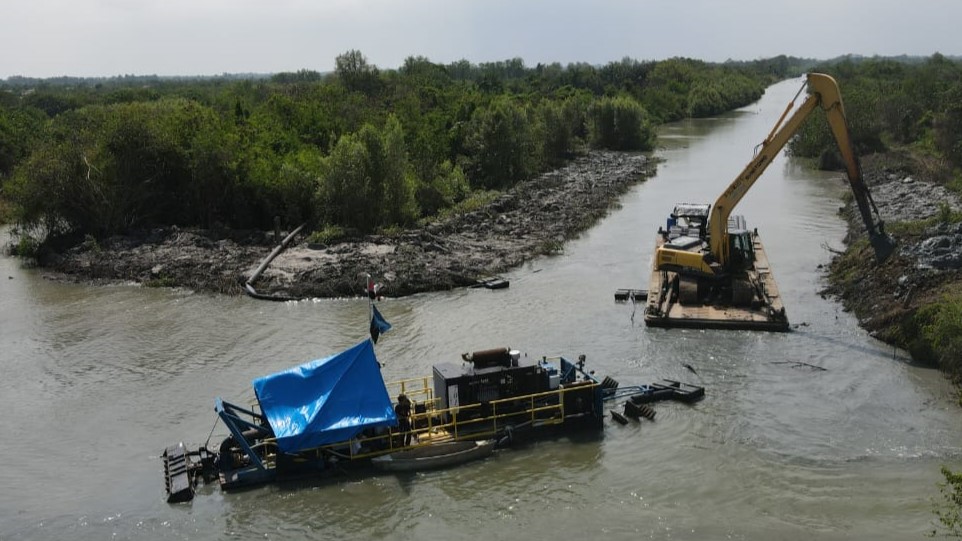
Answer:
top-left (2, 0), bottom-right (959, 78)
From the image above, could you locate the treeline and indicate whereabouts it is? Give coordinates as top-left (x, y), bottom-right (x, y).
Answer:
top-left (789, 53), bottom-right (962, 173)
top-left (794, 54), bottom-right (962, 381)
top-left (0, 53), bottom-right (800, 243)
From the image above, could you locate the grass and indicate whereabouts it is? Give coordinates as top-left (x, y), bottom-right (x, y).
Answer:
top-left (909, 286), bottom-right (962, 379)
top-left (826, 238), bottom-right (872, 288)
top-left (143, 276), bottom-right (178, 288)
top-left (306, 225), bottom-right (349, 245)
top-left (943, 159), bottom-right (962, 194)
top-left (888, 219), bottom-right (937, 236)
top-left (885, 201), bottom-right (962, 236)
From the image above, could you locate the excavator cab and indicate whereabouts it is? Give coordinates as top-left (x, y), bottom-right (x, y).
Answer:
top-left (727, 229), bottom-right (755, 272)
top-left (667, 203), bottom-right (711, 240)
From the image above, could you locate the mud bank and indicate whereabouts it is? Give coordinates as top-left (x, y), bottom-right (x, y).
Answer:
top-left (37, 151), bottom-right (654, 298)
top-left (823, 151), bottom-right (962, 350)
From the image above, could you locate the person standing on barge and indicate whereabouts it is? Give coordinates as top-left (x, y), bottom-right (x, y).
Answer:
top-left (395, 394), bottom-right (413, 446)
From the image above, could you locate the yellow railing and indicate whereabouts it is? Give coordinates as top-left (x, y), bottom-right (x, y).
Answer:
top-left (327, 381), bottom-right (599, 460)
top-left (386, 376), bottom-right (435, 405)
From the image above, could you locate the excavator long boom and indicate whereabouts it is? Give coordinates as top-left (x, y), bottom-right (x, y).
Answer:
top-left (708, 73), bottom-right (895, 265)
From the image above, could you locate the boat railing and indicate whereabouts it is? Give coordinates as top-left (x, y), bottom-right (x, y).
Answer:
top-left (329, 381), bottom-right (599, 460)
top-left (385, 376), bottom-right (435, 406)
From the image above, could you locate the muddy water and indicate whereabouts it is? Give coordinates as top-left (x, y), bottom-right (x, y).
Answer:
top-left (3, 78), bottom-right (961, 540)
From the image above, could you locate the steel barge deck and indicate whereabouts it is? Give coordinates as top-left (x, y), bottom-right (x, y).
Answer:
top-left (644, 232), bottom-right (789, 332)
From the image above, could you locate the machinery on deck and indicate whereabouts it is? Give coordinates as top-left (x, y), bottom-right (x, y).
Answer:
top-left (645, 73), bottom-right (895, 331)
top-left (162, 341), bottom-right (608, 502)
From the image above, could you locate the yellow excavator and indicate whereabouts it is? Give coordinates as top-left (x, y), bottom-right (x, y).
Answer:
top-left (652, 73), bottom-right (895, 312)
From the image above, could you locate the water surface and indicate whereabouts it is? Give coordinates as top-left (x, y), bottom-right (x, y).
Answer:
top-left (2, 78), bottom-right (960, 540)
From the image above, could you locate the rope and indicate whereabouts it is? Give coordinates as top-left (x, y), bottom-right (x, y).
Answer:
top-left (203, 417), bottom-right (219, 449)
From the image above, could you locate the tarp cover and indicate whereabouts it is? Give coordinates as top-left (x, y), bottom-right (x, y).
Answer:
top-left (253, 339), bottom-right (397, 453)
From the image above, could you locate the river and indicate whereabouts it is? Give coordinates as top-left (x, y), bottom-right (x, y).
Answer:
top-left (2, 77), bottom-right (961, 540)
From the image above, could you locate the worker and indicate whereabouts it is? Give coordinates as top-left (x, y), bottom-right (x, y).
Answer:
top-left (395, 394), bottom-right (413, 446)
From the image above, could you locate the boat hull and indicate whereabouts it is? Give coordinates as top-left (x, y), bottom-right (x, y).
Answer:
top-left (370, 440), bottom-right (496, 472)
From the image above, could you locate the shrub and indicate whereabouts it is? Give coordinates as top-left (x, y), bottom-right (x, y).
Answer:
top-left (416, 160), bottom-right (469, 217)
top-left (463, 98), bottom-right (540, 189)
top-left (932, 466), bottom-right (962, 537)
top-left (914, 293), bottom-right (962, 377)
top-left (588, 96), bottom-right (654, 151)
top-left (307, 225), bottom-right (347, 245)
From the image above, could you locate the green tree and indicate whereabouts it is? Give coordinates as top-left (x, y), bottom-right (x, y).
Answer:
top-left (687, 81), bottom-right (725, 117)
top-left (934, 85), bottom-right (962, 167)
top-left (416, 160), bottom-right (468, 217)
top-left (8, 98), bottom-right (242, 236)
top-left (315, 134), bottom-right (371, 231)
top-left (22, 91), bottom-right (86, 117)
top-left (539, 98), bottom-right (587, 166)
top-left (335, 50), bottom-right (381, 95)
top-left (0, 107), bottom-right (45, 178)
top-left (2, 52), bottom-right (799, 242)
top-left (588, 96), bottom-right (654, 151)
top-left (271, 69), bottom-right (322, 84)
top-left (357, 115), bottom-right (417, 226)
top-left (274, 148), bottom-right (324, 226)
top-left (315, 116), bottom-right (417, 232)
top-left (463, 98), bottom-right (540, 189)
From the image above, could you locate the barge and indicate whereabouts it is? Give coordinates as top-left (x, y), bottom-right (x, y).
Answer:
top-left (641, 74), bottom-right (897, 332)
top-left (163, 341), bottom-right (611, 502)
top-left (644, 206), bottom-right (788, 331)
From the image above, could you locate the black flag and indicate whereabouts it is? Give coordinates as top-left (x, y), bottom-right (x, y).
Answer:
top-left (370, 304), bottom-right (392, 344)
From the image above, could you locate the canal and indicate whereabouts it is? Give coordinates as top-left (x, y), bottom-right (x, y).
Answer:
top-left (2, 77), bottom-right (960, 540)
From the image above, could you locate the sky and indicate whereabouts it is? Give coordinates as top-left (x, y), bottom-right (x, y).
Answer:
top-left (2, 0), bottom-right (960, 78)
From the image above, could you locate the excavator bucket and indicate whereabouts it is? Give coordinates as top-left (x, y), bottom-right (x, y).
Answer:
top-left (870, 231), bottom-right (896, 263)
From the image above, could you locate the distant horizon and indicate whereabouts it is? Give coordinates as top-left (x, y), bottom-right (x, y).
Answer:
top-left (2, 51), bottom-right (957, 82)
top-left (2, 0), bottom-right (958, 80)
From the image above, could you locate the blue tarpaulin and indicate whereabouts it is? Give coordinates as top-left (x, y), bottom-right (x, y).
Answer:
top-left (253, 339), bottom-right (397, 454)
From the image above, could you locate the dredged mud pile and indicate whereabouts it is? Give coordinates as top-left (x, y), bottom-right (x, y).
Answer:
top-left (823, 151), bottom-right (962, 344)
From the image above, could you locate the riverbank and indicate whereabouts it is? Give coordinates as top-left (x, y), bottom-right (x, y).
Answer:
top-left (822, 150), bottom-right (962, 369)
top-left (29, 151), bottom-right (654, 298)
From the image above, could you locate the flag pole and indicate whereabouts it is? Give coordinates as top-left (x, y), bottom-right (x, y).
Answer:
top-left (367, 272), bottom-right (374, 313)
top-left (367, 273), bottom-right (375, 342)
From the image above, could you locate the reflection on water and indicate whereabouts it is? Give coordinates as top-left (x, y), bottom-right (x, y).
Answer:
top-left (2, 78), bottom-right (961, 540)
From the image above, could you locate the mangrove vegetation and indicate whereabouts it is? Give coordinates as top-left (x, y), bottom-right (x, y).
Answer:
top-left (0, 54), bottom-right (800, 246)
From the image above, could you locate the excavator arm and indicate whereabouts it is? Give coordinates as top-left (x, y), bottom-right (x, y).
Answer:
top-left (708, 73), bottom-right (895, 265)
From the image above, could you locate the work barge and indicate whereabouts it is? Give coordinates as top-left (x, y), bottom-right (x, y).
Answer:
top-left (644, 208), bottom-right (789, 332)
top-left (162, 340), bottom-right (704, 503)
top-left (639, 74), bottom-right (895, 332)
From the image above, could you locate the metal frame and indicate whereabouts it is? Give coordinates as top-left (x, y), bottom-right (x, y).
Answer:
top-left (215, 398), bottom-right (269, 471)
